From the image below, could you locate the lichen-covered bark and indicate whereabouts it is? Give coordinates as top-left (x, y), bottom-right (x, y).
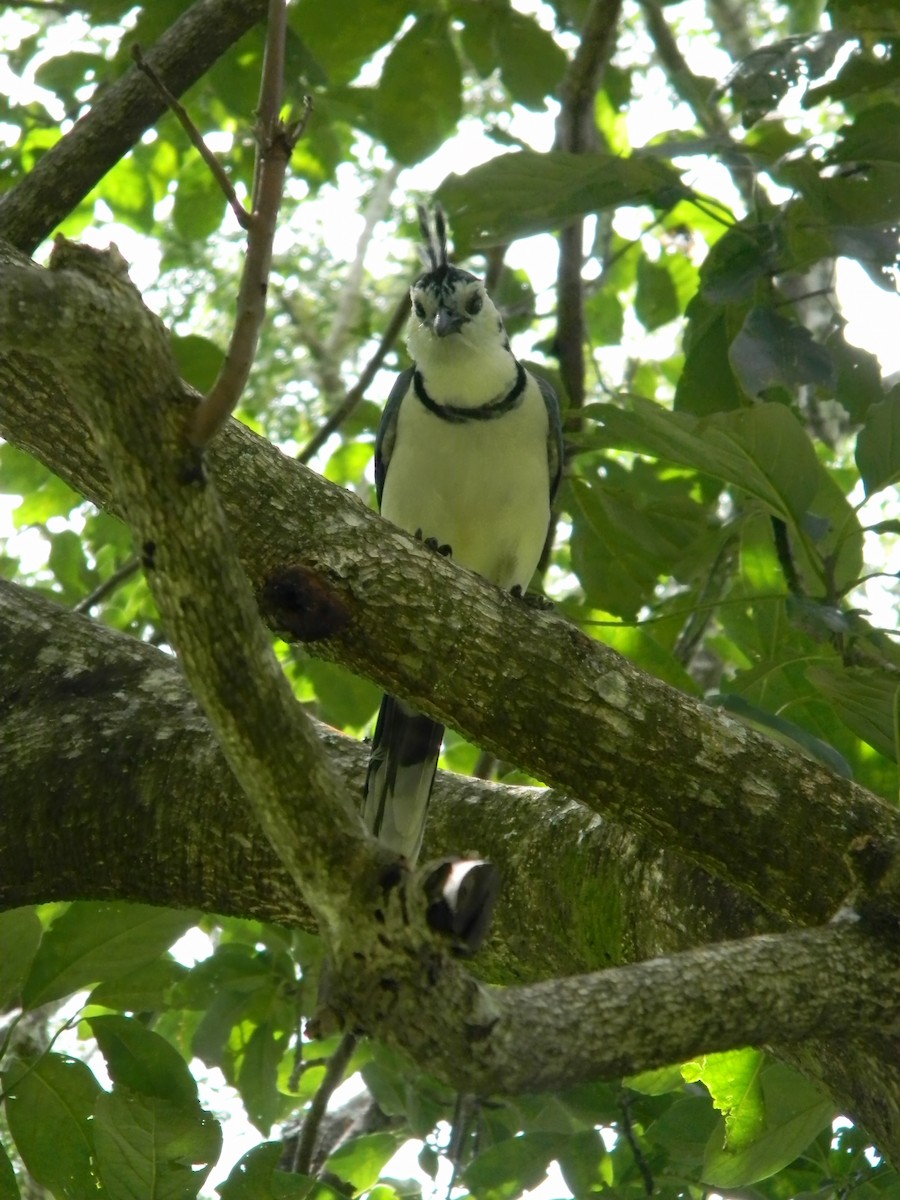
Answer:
top-left (0, 244), bottom-right (898, 1161)
top-left (1, 239), bottom-right (897, 932)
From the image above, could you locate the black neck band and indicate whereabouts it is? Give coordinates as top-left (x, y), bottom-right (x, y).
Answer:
top-left (413, 361), bottom-right (527, 424)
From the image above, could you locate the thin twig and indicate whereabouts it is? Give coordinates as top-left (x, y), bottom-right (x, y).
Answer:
top-left (618, 1089), bottom-right (655, 1196)
top-left (73, 555), bottom-right (141, 614)
top-left (292, 1032), bottom-right (359, 1176)
top-left (297, 289), bottom-right (410, 464)
top-left (636, 0), bottom-right (755, 208)
top-left (553, 0), bottom-right (623, 414)
top-left (131, 45), bottom-right (250, 230)
top-left (189, 1), bottom-right (312, 449)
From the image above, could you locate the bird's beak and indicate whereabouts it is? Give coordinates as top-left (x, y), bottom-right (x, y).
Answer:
top-left (434, 306), bottom-right (465, 338)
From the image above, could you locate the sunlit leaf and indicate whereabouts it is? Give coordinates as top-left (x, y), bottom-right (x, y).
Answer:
top-left (92, 1087), bottom-right (221, 1200)
top-left (856, 390), bottom-right (900, 495)
top-left (22, 902), bottom-right (199, 1009)
top-left (702, 1062), bottom-right (834, 1186)
top-left (3, 1053), bottom-right (102, 1199)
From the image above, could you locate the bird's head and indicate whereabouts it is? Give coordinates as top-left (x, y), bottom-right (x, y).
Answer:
top-left (407, 206), bottom-right (507, 362)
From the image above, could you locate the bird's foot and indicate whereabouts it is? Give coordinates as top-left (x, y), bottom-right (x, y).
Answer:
top-left (510, 584), bottom-right (554, 611)
top-left (415, 529), bottom-right (452, 557)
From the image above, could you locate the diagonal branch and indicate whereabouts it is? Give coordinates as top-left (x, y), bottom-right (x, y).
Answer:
top-left (0, 0), bottom-right (268, 255)
top-left (1, 240), bottom-right (899, 933)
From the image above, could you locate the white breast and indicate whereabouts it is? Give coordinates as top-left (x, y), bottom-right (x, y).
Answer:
top-left (381, 375), bottom-right (551, 591)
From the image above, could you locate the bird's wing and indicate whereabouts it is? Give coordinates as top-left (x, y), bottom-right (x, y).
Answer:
top-left (535, 371), bottom-right (564, 504)
top-left (374, 366), bottom-right (415, 507)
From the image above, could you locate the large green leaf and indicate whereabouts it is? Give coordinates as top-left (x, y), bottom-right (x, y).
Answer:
top-left (3, 1052), bottom-right (102, 1199)
top-left (92, 1088), bottom-right (221, 1200)
top-left (325, 1132), bottom-right (401, 1193)
top-left (0, 1145), bottom-right (17, 1200)
top-left (684, 1049), bottom-right (766, 1152)
top-left (22, 902), bottom-right (198, 1009)
top-left (675, 293), bottom-right (745, 415)
top-left (728, 307), bottom-right (836, 398)
top-left (808, 664), bottom-right (900, 760)
top-left (463, 1132), bottom-right (562, 1200)
top-left (856, 390), bottom-right (900, 495)
top-left (0, 907), bottom-right (42, 1011)
top-left (292, 0), bottom-right (412, 84)
top-left (585, 398), bottom-right (824, 527)
top-left (702, 1061), bottom-right (834, 1186)
top-left (377, 15), bottom-right (462, 165)
top-left (437, 150), bottom-right (685, 248)
top-left (236, 1022), bottom-right (289, 1134)
top-left (217, 1141), bottom-right (314, 1198)
top-left (89, 1014), bottom-right (199, 1108)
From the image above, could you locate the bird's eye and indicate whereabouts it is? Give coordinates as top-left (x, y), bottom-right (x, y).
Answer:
top-left (413, 298), bottom-right (427, 319)
top-left (466, 292), bottom-right (483, 316)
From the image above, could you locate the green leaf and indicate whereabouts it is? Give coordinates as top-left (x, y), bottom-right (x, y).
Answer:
top-left (729, 307), bottom-right (836, 398)
top-left (92, 1087), bottom-right (222, 1200)
top-left (47, 527), bottom-right (93, 600)
top-left (325, 1132), bottom-right (400, 1192)
top-left (236, 1022), bottom-right (288, 1134)
top-left (702, 1062), bottom-right (834, 1187)
top-left (22, 902), bottom-right (199, 1009)
top-left (377, 15), bottom-right (462, 165)
top-left (856, 391), bottom-right (900, 495)
top-left (684, 1049), bottom-right (766, 1152)
top-left (3, 1052), bottom-right (102, 1199)
top-left (0, 907), bottom-right (42, 1011)
top-left (89, 1013), bottom-right (199, 1108)
top-left (568, 473), bottom-right (709, 619)
top-left (634, 254), bottom-right (679, 330)
top-left (675, 293), bottom-right (744, 415)
top-left (807, 665), bottom-right (900, 760)
top-left (585, 398), bottom-right (824, 527)
top-left (438, 150), bottom-right (685, 249)
top-left (0, 1145), bottom-right (17, 1200)
top-left (217, 1141), bottom-right (315, 1198)
top-left (172, 154), bottom-right (228, 242)
top-left (292, 0), bottom-right (412, 85)
top-left (495, 11), bottom-right (568, 110)
top-left (170, 333), bottom-right (225, 394)
top-left (626, 1065), bottom-right (688, 1095)
top-left (464, 1133), bottom-right (561, 1200)
top-left (88, 957), bottom-right (187, 1012)
top-left (557, 1128), bottom-right (612, 1196)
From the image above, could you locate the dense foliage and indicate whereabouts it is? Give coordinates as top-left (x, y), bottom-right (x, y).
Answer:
top-left (0, 0), bottom-right (899, 1197)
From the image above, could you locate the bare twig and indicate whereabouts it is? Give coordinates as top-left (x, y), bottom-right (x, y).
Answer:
top-left (297, 290), bottom-right (409, 464)
top-left (553, 0), bottom-right (623, 413)
top-left (188, 0), bottom-right (312, 449)
top-left (292, 1032), bottom-right (359, 1176)
top-left (0, 0), bottom-right (268, 255)
top-left (131, 45), bottom-right (250, 229)
top-left (73, 555), bottom-right (140, 614)
top-left (637, 0), bottom-right (755, 208)
top-left (324, 165), bottom-right (400, 363)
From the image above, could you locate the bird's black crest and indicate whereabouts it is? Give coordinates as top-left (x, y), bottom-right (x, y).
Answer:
top-left (414, 204), bottom-right (478, 291)
top-left (417, 204), bottom-right (449, 279)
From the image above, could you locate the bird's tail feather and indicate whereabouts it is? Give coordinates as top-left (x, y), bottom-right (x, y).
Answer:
top-left (363, 694), bottom-right (443, 862)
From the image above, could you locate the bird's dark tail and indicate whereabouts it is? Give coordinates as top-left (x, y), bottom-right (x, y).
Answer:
top-left (363, 694), bottom-right (444, 862)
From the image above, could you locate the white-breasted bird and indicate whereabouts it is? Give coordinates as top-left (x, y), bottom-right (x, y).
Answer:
top-left (363, 207), bottom-right (563, 862)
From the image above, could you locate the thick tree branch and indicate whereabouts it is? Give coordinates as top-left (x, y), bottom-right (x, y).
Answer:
top-left (0, 0), bottom-right (268, 254)
top-left (0, 578), bottom-right (773, 982)
top-left (3, 578), bottom-right (899, 1157)
top-left (6, 239), bottom-right (372, 939)
top-left (0, 240), bottom-right (898, 935)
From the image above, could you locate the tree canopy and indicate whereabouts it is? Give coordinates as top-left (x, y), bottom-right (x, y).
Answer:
top-left (0, 1), bottom-right (899, 1198)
